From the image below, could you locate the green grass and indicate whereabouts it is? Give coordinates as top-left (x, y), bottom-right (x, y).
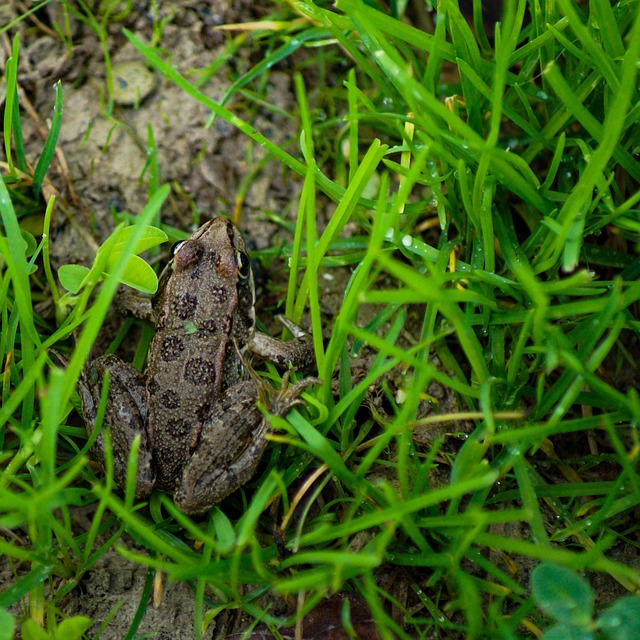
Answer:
top-left (1, 0), bottom-right (640, 638)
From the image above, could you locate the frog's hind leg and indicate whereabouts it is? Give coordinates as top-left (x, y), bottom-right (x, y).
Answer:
top-left (174, 381), bottom-right (269, 515)
top-left (78, 355), bottom-right (155, 500)
top-left (174, 374), bottom-right (320, 515)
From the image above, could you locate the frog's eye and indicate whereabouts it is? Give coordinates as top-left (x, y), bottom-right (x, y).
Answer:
top-left (171, 240), bottom-right (186, 255)
top-left (237, 252), bottom-right (251, 278)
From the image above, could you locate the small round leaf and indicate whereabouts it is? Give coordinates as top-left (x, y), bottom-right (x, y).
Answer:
top-left (598, 595), bottom-right (640, 640)
top-left (53, 616), bottom-right (91, 640)
top-left (106, 253), bottom-right (159, 294)
top-left (531, 563), bottom-right (594, 626)
top-left (109, 225), bottom-right (167, 255)
top-left (0, 608), bottom-right (15, 640)
top-left (58, 264), bottom-right (91, 293)
top-left (542, 622), bottom-right (593, 640)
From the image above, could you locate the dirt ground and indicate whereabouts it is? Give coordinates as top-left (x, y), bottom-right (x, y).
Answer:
top-left (9, 1), bottom-right (310, 263)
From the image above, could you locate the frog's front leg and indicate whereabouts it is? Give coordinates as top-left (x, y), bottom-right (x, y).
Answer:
top-left (249, 315), bottom-right (315, 370)
top-left (78, 355), bottom-right (155, 499)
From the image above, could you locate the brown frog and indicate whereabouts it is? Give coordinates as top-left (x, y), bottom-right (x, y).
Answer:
top-left (79, 217), bottom-right (317, 514)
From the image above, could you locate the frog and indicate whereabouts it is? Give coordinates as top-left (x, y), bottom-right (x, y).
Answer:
top-left (78, 216), bottom-right (318, 515)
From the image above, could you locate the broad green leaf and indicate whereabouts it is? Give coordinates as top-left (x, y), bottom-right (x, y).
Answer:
top-left (20, 620), bottom-right (48, 640)
top-left (598, 595), bottom-right (640, 640)
top-left (107, 224), bottom-right (168, 255)
top-left (532, 564), bottom-right (594, 626)
top-left (22, 229), bottom-right (37, 256)
top-left (106, 252), bottom-right (159, 294)
top-left (542, 622), bottom-right (593, 640)
top-left (0, 608), bottom-right (15, 640)
top-left (58, 264), bottom-right (91, 293)
top-left (53, 617), bottom-right (92, 640)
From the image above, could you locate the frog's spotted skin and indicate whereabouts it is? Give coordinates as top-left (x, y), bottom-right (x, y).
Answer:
top-left (80, 217), bottom-right (317, 514)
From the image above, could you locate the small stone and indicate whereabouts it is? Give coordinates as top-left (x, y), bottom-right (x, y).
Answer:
top-left (111, 61), bottom-right (156, 106)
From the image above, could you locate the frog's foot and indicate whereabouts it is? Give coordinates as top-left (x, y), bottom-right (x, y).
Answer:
top-left (235, 333), bottom-right (320, 404)
top-left (264, 371), bottom-right (321, 417)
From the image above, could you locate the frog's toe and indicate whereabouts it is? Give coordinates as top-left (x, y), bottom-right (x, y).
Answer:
top-left (270, 375), bottom-right (321, 415)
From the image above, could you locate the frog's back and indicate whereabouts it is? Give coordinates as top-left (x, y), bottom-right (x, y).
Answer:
top-left (145, 217), bottom-right (256, 490)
